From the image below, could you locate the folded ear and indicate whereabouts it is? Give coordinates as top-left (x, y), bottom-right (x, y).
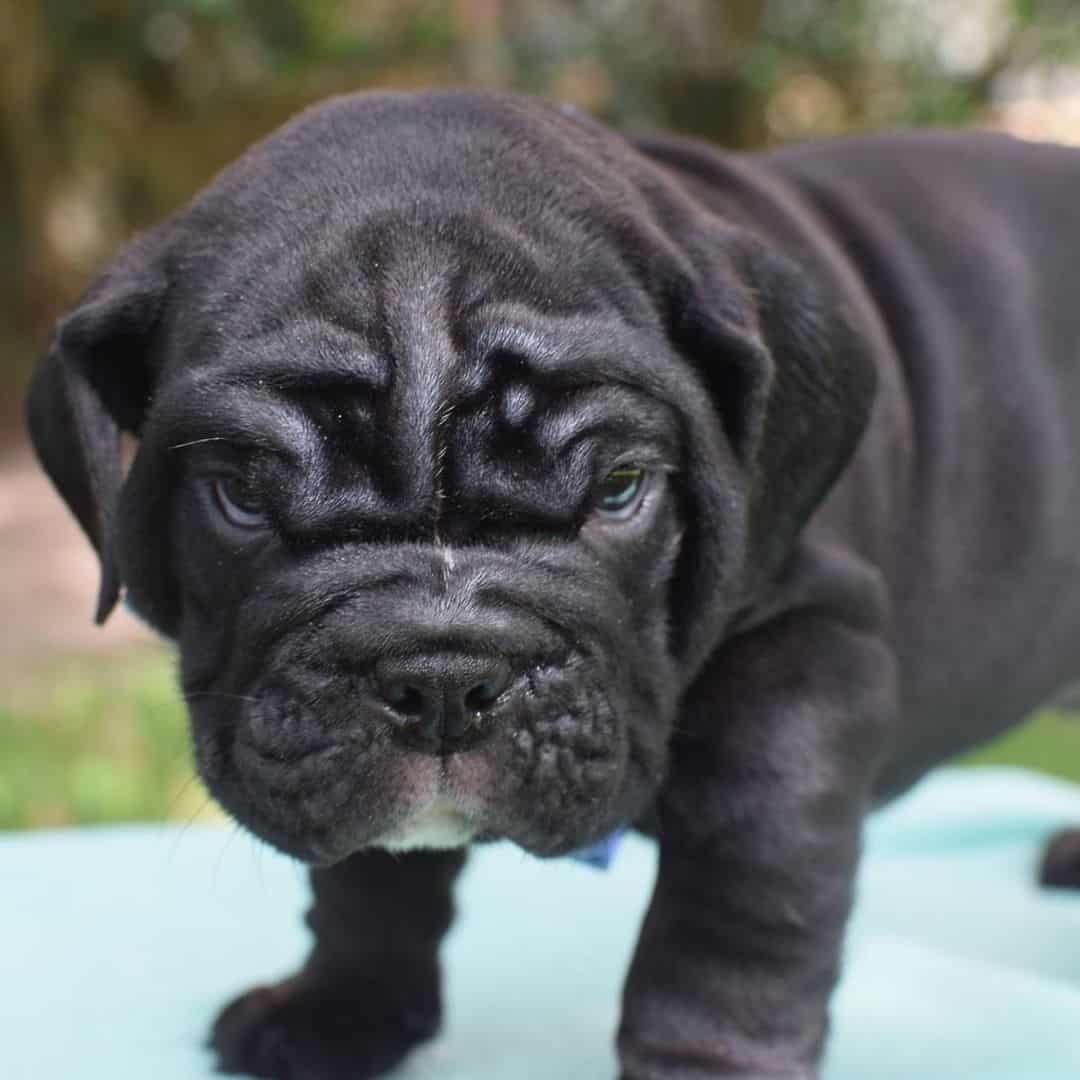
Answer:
top-left (25, 234), bottom-right (170, 624)
top-left (667, 227), bottom-right (876, 672)
top-left (717, 233), bottom-right (876, 580)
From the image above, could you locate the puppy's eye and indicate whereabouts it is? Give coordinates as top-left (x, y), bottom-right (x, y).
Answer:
top-left (212, 475), bottom-right (269, 529)
top-left (595, 466), bottom-right (647, 519)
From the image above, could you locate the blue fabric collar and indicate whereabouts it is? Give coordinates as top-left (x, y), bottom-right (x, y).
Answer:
top-left (569, 828), bottom-right (626, 869)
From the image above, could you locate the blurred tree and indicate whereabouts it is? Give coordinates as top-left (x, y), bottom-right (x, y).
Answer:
top-left (2, 0), bottom-right (1079, 405)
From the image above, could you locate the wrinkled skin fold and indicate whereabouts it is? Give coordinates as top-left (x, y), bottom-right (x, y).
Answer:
top-left (27, 91), bottom-right (1080, 1078)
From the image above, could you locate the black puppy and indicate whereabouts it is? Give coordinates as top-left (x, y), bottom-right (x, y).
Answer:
top-left (27, 91), bottom-right (1080, 1079)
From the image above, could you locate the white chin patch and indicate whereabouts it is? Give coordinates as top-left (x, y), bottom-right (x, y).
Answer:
top-left (376, 799), bottom-right (477, 852)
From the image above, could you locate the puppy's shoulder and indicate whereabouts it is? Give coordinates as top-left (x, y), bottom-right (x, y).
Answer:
top-left (764, 125), bottom-right (1080, 186)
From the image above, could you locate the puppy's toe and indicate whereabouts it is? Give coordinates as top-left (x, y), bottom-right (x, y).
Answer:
top-left (1038, 827), bottom-right (1080, 889)
top-left (210, 976), bottom-right (440, 1080)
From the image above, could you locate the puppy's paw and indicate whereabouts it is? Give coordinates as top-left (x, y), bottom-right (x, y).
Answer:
top-left (210, 976), bottom-right (440, 1079)
top-left (1039, 827), bottom-right (1080, 889)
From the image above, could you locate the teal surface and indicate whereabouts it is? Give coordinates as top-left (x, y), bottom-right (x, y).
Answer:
top-left (5, 767), bottom-right (1080, 1079)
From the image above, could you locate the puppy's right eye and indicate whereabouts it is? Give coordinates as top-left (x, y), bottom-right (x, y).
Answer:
top-left (595, 466), bottom-right (647, 520)
top-left (212, 475), bottom-right (270, 529)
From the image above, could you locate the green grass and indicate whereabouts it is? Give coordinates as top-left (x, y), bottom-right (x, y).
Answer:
top-left (964, 709), bottom-right (1080, 782)
top-left (0, 650), bottom-right (217, 830)
top-left (1, 652), bottom-right (1079, 831)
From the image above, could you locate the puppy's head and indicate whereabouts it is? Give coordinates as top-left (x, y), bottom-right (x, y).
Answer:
top-left (27, 92), bottom-right (873, 862)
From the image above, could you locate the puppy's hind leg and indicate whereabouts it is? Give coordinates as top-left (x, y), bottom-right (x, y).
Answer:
top-left (1039, 828), bottom-right (1080, 889)
top-left (211, 848), bottom-right (465, 1080)
top-left (1035, 689), bottom-right (1080, 889)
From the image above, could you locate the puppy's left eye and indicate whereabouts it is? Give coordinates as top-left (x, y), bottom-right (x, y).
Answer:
top-left (595, 466), bottom-right (647, 520)
top-left (212, 475), bottom-right (270, 529)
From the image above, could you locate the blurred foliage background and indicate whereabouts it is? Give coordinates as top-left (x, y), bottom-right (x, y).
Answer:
top-left (3, 0), bottom-right (1080, 829)
top-left (5, 0), bottom-right (1080, 398)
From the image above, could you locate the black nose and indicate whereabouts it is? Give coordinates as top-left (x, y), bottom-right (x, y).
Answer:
top-left (373, 653), bottom-right (513, 751)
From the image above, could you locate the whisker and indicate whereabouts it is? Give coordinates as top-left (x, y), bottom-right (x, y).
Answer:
top-left (213, 822), bottom-right (246, 888)
top-left (167, 792), bottom-right (218, 862)
top-left (250, 833), bottom-right (267, 893)
top-left (169, 436), bottom-right (231, 451)
top-left (183, 689), bottom-right (261, 705)
top-left (166, 771), bottom-right (202, 817)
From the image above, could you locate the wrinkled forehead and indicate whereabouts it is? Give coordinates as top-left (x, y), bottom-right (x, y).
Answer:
top-left (168, 91), bottom-right (694, 352)
top-left (147, 92), bottom-right (699, 470)
top-left (180, 199), bottom-right (670, 385)
top-left (160, 194), bottom-right (684, 440)
top-left (151, 274), bottom-right (682, 455)
top-left (148, 250), bottom-right (685, 538)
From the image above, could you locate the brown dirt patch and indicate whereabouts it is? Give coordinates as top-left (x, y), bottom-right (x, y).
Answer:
top-left (0, 442), bottom-right (157, 676)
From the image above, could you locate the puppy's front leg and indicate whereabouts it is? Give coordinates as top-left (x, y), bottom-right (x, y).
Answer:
top-left (619, 614), bottom-right (896, 1079)
top-left (212, 848), bottom-right (465, 1080)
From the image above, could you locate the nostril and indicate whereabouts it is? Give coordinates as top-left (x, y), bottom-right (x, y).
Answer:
top-left (380, 681), bottom-right (426, 716)
top-left (373, 655), bottom-right (514, 747)
top-left (464, 672), bottom-right (510, 712)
